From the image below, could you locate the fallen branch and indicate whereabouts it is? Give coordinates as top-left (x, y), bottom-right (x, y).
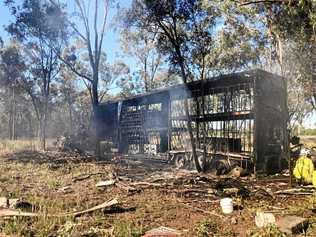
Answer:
top-left (131, 181), bottom-right (169, 187)
top-left (72, 172), bottom-right (104, 182)
top-left (239, 0), bottom-right (287, 6)
top-left (275, 188), bottom-right (314, 195)
top-left (0, 208), bottom-right (39, 217)
top-left (174, 188), bottom-right (216, 197)
top-left (116, 182), bottom-right (139, 193)
top-left (0, 198), bottom-right (119, 218)
top-left (65, 198), bottom-right (119, 217)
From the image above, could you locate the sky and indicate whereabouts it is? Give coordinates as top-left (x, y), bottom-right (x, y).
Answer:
top-left (0, 0), bottom-right (315, 128)
top-left (0, 0), bottom-right (131, 64)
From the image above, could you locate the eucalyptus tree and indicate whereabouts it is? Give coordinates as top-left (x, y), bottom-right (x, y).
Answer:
top-left (239, 0), bottom-right (316, 109)
top-left (5, 0), bottom-right (67, 149)
top-left (47, 0), bottom-right (115, 154)
top-left (0, 41), bottom-right (28, 139)
top-left (47, 0), bottom-right (113, 111)
top-left (125, 0), bottom-right (211, 171)
top-left (119, 27), bottom-right (164, 92)
top-left (124, 0), bottom-right (266, 171)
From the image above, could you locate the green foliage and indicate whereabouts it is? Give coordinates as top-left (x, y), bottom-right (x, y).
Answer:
top-left (126, 0), bottom-right (265, 81)
top-left (265, 1), bottom-right (315, 109)
top-left (112, 220), bottom-right (143, 237)
top-left (196, 219), bottom-right (219, 237)
top-left (0, 217), bottom-right (33, 237)
top-left (247, 225), bottom-right (286, 237)
top-left (47, 179), bottom-right (62, 189)
top-left (301, 128), bottom-right (316, 136)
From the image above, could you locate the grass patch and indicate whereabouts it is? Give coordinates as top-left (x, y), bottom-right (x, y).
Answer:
top-left (0, 139), bottom-right (41, 153)
top-left (195, 219), bottom-right (220, 237)
top-left (247, 225), bottom-right (286, 237)
top-left (112, 220), bottom-right (144, 237)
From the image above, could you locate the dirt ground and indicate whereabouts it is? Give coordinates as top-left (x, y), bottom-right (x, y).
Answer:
top-left (300, 136), bottom-right (316, 149)
top-left (0, 149), bottom-right (315, 236)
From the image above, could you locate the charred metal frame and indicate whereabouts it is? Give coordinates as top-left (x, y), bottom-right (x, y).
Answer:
top-left (96, 69), bottom-right (288, 173)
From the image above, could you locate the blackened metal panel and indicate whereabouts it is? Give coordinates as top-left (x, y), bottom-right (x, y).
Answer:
top-left (95, 102), bottom-right (118, 143)
top-left (254, 71), bottom-right (287, 174)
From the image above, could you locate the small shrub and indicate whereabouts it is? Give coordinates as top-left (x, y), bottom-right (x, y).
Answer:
top-left (247, 224), bottom-right (286, 237)
top-left (112, 220), bottom-right (143, 237)
top-left (196, 219), bottom-right (219, 237)
top-left (47, 179), bottom-right (62, 189)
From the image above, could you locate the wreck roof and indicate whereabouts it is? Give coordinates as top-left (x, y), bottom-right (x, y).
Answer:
top-left (100, 69), bottom-right (283, 106)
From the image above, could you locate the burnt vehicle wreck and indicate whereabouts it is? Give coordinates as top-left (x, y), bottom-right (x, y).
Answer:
top-left (96, 69), bottom-right (288, 174)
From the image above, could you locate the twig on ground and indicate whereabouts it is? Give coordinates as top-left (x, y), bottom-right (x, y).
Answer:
top-left (180, 202), bottom-right (224, 218)
top-left (0, 198), bottom-right (119, 218)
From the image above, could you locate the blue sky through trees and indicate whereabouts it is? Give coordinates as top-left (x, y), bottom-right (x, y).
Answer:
top-left (0, 0), bottom-right (315, 128)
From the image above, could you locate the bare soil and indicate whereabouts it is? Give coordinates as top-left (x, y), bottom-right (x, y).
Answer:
top-left (0, 149), bottom-right (315, 236)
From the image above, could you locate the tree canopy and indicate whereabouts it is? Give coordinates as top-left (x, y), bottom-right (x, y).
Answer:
top-left (0, 0), bottom-right (314, 151)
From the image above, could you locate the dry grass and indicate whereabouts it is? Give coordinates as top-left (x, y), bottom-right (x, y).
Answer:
top-left (0, 140), bottom-right (315, 236)
top-left (300, 135), bottom-right (316, 148)
top-left (0, 139), bottom-right (41, 154)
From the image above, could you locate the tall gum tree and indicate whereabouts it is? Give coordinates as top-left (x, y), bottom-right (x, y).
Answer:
top-left (124, 0), bottom-right (265, 172)
top-left (49, 0), bottom-right (112, 155)
top-left (0, 41), bottom-right (27, 140)
top-left (125, 0), bottom-right (215, 172)
top-left (5, 0), bottom-right (67, 149)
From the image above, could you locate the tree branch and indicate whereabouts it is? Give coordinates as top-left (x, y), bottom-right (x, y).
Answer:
top-left (57, 54), bottom-right (92, 82)
top-left (239, 0), bottom-right (287, 6)
top-left (94, 0), bottom-right (99, 59)
top-left (97, 0), bottom-right (109, 66)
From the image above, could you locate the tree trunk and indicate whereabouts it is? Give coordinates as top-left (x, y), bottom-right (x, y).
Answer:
top-left (12, 94), bottom-right (16, 140)
top-left (9, 87), bottom-right (16, 140)
top-left (40, 94), bottom-right (49, 151)
top-left (9, 109), bottom-right (13, 140)
top-left (92, 75), bottom-right (101, 157)
top-left (68, 101), bottom-right (74, 132)
top-left (176, 51), bottom-right (202, 172)
top-left (40, 116), bottom-right (47, 150)
top-left (201, 80), bottom-right (207, 172)
top-left (27, 114), bottom-right (33, 138)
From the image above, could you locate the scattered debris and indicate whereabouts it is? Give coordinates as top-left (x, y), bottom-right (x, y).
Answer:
top-left (0, 197), bottom-right (8, 208)
top-left (96, 180), bottom-right (116, 188)
top-left (215, 178), bottom-right (250, 197)
top-left (14, 200), bottom-right (33, 211)
top-left (229, 166), bottom-right (246, 178)
top-left (72, 174), bottom-right (91, 182)
top-left (103, 206), bottom-right (136, 214)
top-left (220, 198), bottom-right (233, 214)
top-left (66, 198), bottom-right (119, 217)
top-left (251, 189), bottom-right (274, 200)
top-left (142, 226), bottom-right (181, 237)
top-left (231, 217), bottom-right (237, 225)
top-left (48, 163), bottom-right (62, 170)
top-left (58, 186), bottom-right (73, 194)
top-left (275, 188), bottom-right (314, 195)
top-left (223, 187), bottom-right (239, 196)
top-left (0, 197), bottom-right (33, 210)
top-left (0, 209), bottom-right (38, 218)
top-left (255, 212), bottom-right (276, 228)
top-left (180, 202), bottom-right (223, 218)
top-left (2, 148), bottom-right (316, 236)
top-left (115, 181), bottom-right (140, 193)
top-left (8, 198), bottom-right (19, 209)
top-left (72, 172), bottom-right (103, 182)
top-left (0, 198), bottom-right (119, 218)
top-left (276, 215), bottom-right (309, 235)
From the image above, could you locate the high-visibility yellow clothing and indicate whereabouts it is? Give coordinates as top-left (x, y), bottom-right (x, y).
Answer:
top-left (313, 171), bottom-right (316, 187)
top-left (293, 156), bottom-right (314, 183)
